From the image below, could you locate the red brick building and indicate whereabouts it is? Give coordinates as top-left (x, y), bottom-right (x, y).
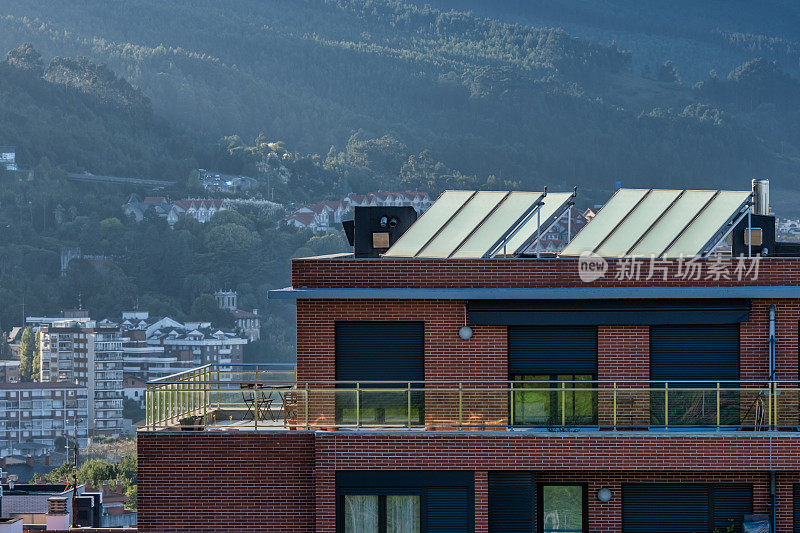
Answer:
top-left (139, 185), bottom-right (800, 532)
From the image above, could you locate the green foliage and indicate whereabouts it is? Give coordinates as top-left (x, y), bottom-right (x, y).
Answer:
top-left (190, 294), bottom-right (234, 329)
top-left (43, 455), bottom-right (138, 510)
top-left (19, 326), bottom-right (37, 381)
top-left (122, 398), bottom-right (145, 422)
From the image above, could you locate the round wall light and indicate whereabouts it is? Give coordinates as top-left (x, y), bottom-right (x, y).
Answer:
top-left (459, 326), bottom-right (473, 340)
top-left (597, 488), bottom-right (613, 502)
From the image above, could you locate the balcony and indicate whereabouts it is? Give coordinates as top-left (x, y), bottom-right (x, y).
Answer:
top-left (143, 365), bottom-right (799, 432)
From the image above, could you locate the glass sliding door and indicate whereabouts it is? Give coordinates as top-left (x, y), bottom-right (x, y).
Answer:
top-left (386, 495), bottom-right (421, 533)
top-left (512, 375), bottom-right (597, 427)
top-left (539, 484), bottom-right (587, 533)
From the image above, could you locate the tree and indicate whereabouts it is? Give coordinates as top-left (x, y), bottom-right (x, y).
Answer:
top-left (190, 294), bottom-right (234, 328)
top-left (19, 327), bottom-right (36, 381)
top-left (0, 330), bottom-right (11, 360)
top-left (6, 43), bottom-right (43, 73)
top-left (657, 60), bottom-right (680, 83)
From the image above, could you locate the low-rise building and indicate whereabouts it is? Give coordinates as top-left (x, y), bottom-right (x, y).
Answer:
top-left (0, 382), bottom-right (88, 456)
top-left (0, 360), bottom-right (20, 383)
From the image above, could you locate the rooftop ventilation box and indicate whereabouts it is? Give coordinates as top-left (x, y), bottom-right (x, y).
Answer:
top-left (349, 206), bottom-right (418, 258)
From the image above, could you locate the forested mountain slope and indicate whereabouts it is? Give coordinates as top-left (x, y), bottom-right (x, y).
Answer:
top-left (1, 0), bottom-right (797, 196)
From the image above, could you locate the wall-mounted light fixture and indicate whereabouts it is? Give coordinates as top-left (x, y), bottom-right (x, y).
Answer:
top-left (597, 488), bottom-right (613, 502)
top-left (459, 305), bottom-right (473, 340)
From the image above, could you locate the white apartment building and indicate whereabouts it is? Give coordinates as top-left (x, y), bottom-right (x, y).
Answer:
top-left (0, 382), bottom-right (89, 456)
top-left (38, 319), bottom-right (123, 437)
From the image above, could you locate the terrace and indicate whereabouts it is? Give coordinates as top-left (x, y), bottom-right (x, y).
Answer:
top-left (143, 364), bottom-right (798, 432)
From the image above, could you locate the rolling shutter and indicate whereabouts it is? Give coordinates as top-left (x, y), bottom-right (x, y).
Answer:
top-left (623, 483), bottom-right (752, 533)
top-left (428, 486), bottom-right (473, 533)
top-left (711, 484), bottom-right (752, 531)
top-left (508, 326), bottom-right (597, 375)
top-left (335, 322), bottom-right (424, 383)
top-left (468, 299), bottom-right (750, 326)
top-left (794, 484), bottom-right (800, 532)
top-left (650, 324), bottom-right (740, 381)
top-left (488, 472), bottom-right (535, 532)
top-left (623, 484), bottom-right (709, 533)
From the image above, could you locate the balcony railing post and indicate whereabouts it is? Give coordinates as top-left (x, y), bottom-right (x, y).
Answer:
top-left (356, 383), bottom-right (361, 428)
top-left (216, 366), bottom-right (221, 411)
top-left (771, 381), bottom-right (776, 430)
top-left (304, 382), bottom-right (309, 430)
top-left (664, 382), bottom-right (669, 429)
top-left (560, 382), bottom-right (566, 427)
top-left (407, 382), bottom-right (412, 428)
top-left (716, 382), bottom-right (721, 430)
top-left (254, 367), bottom-right (259, 431)
top-left (510, 382), bottom-right (515, 427)
top-left (612, 382), bottom-right (617, 430)
top-left (458, 382), bottom-right (463, 428)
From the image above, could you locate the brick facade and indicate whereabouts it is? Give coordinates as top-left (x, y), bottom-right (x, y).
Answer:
top-left (138, 431), bottom-right (800, 532)
top-left (138, 258), bottom-right (800, 532)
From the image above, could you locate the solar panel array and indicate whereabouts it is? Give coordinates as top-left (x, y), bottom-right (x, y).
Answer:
top-left (560, 189), bottom-right (752, 258)
top-left (383, 190), bottom-right (575, 258)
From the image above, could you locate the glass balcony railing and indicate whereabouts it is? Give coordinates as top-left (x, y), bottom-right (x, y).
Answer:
top-left (143, 365), bottom-right (797, 432)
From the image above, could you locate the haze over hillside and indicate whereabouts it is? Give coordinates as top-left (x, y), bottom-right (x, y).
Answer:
top-left (1, 0), bottom-right (799, 202)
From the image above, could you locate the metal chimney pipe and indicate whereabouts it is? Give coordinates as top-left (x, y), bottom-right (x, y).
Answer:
top-left (752, 178), bottom-right (770, 215)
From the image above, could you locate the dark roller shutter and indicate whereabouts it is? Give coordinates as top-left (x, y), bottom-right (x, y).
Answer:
top-left (623, 484), bottom-right (709, 533)
top-left (650, 324), bottom-right (740, 381)
top-left (508, 326), bottom-right (597, 375)
top-left (711, 484), bottom-right (752, 531)
top-left (468, 299), bottom-right (750, 326)
top-left (488, 472), bottom-right (534, 532)
top-left (428, 486), bottom-right (473, 533)
top-left (794, 484), bottom-right (800, 532)
top-left (335, 322), bottom-right (424, 383)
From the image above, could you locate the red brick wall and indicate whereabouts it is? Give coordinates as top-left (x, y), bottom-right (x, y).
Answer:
top-left (311, 432), bottom-right (800, 532)
top-left (138, 431), bottom-right (800, 533)
top-left (292, 257), bottom-right (796, 289)
top-left (598, 326), bottom-right (650, 427)
top-left (296, 299), bottom-right (508, 427)
top-left (137, 433), bottom-right (315, 533)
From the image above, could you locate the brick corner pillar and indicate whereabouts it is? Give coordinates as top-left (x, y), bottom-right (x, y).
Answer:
top-left (474, 470), bottom-right (488, 533)
top-left (597, 326), bottom-right (650, 428)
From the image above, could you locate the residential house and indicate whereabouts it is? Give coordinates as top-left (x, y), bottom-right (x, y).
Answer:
top-left (138, 180), bottom-right (800, 532)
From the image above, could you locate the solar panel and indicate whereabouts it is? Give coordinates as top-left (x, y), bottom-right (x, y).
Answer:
top-left (594, 189), bottom-right (682, 257)
top-left (450, 192), bottom-right (543, 258)
top-left (383, 190), bottom-right (474, 257)
top-left (560, 189), bottom-right (648, 257)
top-left (416, 191), bottom-right (509, 258)
top-left (506, 192), bottom-right (576, 256)
top-left (560, 188), bottom-right (752, 258)
top-left (384, 189), bottom-right (576, 258)
top-left (628, 190), bottom-right (716, 257)
top-left (662, 190), bottom-right (752, 258)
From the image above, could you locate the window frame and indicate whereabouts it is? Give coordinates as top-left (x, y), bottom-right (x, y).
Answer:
top-left (337, 487), bottom-right (427, 533)
top-left (537, 482), bottom-right (589, 533)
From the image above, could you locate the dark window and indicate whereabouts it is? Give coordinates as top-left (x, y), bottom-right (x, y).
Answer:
top-left (335, 322), bottom-right (424, 425)
top-left (337, 471), bottom-right (474, 533)
top-left (650, 325), bottom-right (740, 427)
top-left (508, 327), bottom-right (597, 427)
top-left (622, 483), bottom-right (752, 533)
top-left (488, 472), bottom-right (534, 532)
top-left (794, 484), bottom-right (800, 532)
top-left (538, 484), bottom-right (587, 533)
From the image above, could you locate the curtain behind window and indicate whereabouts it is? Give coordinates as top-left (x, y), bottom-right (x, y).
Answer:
top-left (387, 495), bottom-right (421, 533)
top-left (345, 495), bottom-right (379, 533)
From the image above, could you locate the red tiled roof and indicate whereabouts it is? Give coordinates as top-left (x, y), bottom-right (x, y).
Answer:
top-left (288, 212), bottom-right (315, 226)
top-left (143, 196), bottom-right (166, 204)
